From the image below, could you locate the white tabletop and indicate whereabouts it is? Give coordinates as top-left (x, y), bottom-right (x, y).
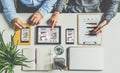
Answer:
top-left (0, 13), bottom-right (120, 73)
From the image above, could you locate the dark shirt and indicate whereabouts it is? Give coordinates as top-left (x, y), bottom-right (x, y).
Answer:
top-left (55, 0), bottom-right (120, 22)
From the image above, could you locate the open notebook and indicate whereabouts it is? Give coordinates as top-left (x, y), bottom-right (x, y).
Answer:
top-left (22, 48), bottom-right (51, 71)
top-left (67, 46), bottom-right (104, 71)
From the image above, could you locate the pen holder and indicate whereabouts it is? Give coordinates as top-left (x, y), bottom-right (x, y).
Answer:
top-left (52, 58), bottom-right (68, 70)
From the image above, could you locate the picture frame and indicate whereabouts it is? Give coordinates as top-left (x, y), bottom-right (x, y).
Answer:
top-left (36, 26), bottom-right (61, 44)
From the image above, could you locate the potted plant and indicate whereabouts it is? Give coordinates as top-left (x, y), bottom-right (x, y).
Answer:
top-left (0, 31), bottom-right (30, 73)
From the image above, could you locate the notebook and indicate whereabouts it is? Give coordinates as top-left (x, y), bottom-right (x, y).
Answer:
top-left (14, 24), bottom-right (31, 45)
top-left (22, 48), bottom-right (51, 71)
top-left (67, 46), bottom-right (104, 71)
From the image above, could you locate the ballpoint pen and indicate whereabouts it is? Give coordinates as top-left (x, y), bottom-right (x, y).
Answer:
top-left (35, 48), bottom-right (37, 69)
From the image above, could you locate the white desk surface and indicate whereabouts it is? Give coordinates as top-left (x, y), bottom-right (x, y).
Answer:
top-left (0, 13), bottom-right (120, 73)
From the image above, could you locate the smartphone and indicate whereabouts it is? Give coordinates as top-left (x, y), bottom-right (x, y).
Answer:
top-left (66, 29), bottom-right (74, 44)
top-left (21, 27), bottom-right (30, 42)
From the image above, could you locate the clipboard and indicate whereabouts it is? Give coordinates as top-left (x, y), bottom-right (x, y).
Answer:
top-left (77, 13), bottom-right (103, 45)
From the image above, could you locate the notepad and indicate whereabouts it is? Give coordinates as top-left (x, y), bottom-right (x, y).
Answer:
top-left (77, 14), bottom-right (102, 45)
top-left (22, 48), bottom-right (51, 71)
top-left (67, 46), bottom-right (104, 71)
top-left (14, 24), bottom-right (31, 45)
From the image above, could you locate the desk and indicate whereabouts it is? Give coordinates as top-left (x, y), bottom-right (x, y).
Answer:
top-left (0, 13), bottom-right (120, 73)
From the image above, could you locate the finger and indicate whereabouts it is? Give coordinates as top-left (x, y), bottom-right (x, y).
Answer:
top-left (35, 20), bottom-right (40, 25)
top-left (31, 18), bottom-right (37, 25)
top-left (32, 18), bottom-right (37, 25)
top-left (17, 20), bottom-right (25, 28)
top-left (92, 28), bottom-right (100, 35)
top-left (99, 30), bottom-right (102, 33)
top-left (51, 21), bottom-right (56, 30)
top-left (36, 20), bottom-right (40, 25)
top-left (30, 16), bottom-right (36, 22)
top-left (96, 29), bottom-right (102, 34)
top-left (94, 22), bottom-right (106, 32)
top-left (14, 22), bottom-right (23, 29)
top-left (93, 25), bottom-right (100, 32)
top-left (35, 19), bottom-right (40, 25)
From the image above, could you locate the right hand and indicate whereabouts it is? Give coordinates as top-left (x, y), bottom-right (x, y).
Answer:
top-left (28, 11), bottom-right (43, 26)
top-left (48, 11), bottom-right (60, 29)
top-left (11, 18), bottom-right (25, 30)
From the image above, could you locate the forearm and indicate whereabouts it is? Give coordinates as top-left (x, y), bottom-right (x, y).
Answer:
top-left (55, 0), bottom-right (67, 13)
top-left (38, 0), bottom-right (57, 17)
top-left (103, 0), bottom-right (120, 22)
top-left (1, 0), bottom-right (16, 23)
top-left (53, 11), bottom-right (60, 15)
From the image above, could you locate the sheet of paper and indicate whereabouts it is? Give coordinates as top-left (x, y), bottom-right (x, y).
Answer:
top-left (22, 48), bottom-right (35, 70)
top-left (78, 14), bottom-right (102, 45)
top-left (37, 48), bottom-right (51, 70)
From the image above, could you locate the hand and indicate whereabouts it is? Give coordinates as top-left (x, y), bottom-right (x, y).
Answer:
top-left (11, 18), bottom-right (25, 30)
top-left (91, 20), bottom-right (108, 34)
top-left (28, 11), bottom-right (43, 25)
top-left (48, 11), bottom-right (60, 29)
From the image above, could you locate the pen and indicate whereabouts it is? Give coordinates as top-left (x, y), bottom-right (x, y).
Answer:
top-left (35, 48), bottom-right (37, 69)
top-left (85, 30), bottom-right (97, 36)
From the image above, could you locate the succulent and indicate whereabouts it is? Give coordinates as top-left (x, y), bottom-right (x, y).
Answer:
top-left (0, 31), bottom-right (30, 73)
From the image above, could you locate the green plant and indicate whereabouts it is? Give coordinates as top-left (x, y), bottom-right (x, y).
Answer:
top-left (0, 31), bottom-right (30, 73)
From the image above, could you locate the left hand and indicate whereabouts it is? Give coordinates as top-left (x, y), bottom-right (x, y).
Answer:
top-left (28, 11), bottom-right (43, 25)
top-left (91, 20), bottom-right (108, 34)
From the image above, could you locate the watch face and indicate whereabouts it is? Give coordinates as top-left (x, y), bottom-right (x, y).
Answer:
top-left (54, 46), bottom-right (64, 55)
top-left (66, 29), bottom-right (74, 44)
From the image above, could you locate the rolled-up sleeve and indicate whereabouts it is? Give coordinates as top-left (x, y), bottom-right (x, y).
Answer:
top-left (55, 0), bottom-right (67, 13)
top-left (38, 0), bottom-right (57, 17)
top-left (1, 0), bottom-right (16, 23)
top-left (103, 0), bottom-right (120, 22)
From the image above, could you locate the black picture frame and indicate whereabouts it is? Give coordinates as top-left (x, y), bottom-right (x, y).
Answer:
top-left (36, 26), bottom-right (61, 44)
